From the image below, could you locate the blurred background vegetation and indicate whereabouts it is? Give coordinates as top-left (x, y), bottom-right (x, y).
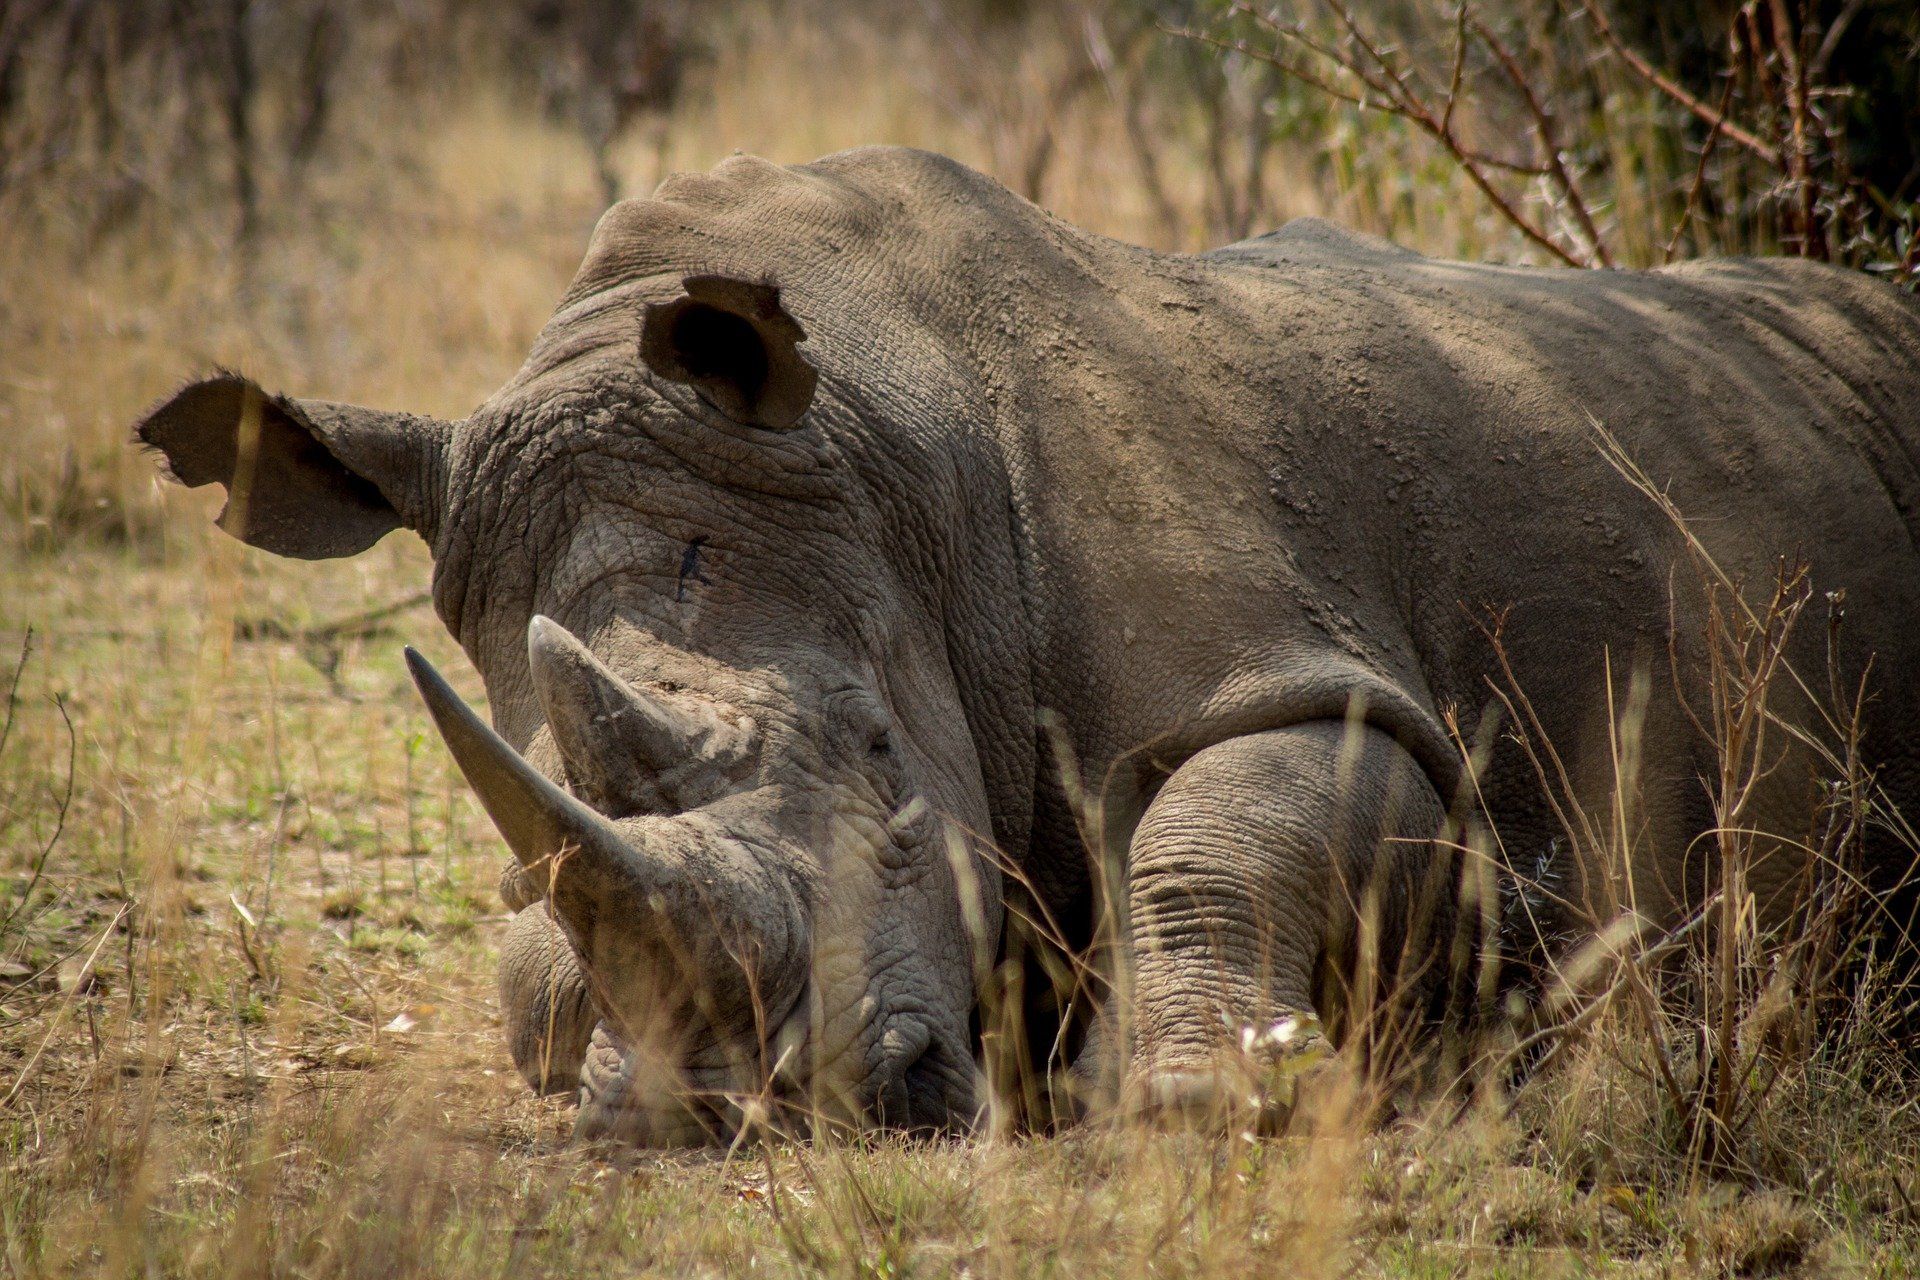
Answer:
top-left (3, 0), bottom-right (1914, 264)
top-left (2, 0), bottom-right (1914, 560)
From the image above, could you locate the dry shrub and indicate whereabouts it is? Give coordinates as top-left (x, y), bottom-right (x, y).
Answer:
top-left (1481, 422), bottom-right (1920, 1216)
top-left (1181, 0), bottom-right (1919, 280)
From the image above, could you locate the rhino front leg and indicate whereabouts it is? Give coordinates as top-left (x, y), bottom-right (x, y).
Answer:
top-left (498, 900), bottom-right (599, 1095)
top-left (1122, 720), bottom-right (1451, 1127)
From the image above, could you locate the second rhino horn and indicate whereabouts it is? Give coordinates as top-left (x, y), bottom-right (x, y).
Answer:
top-left (526, 616), bottom-right (746, 815)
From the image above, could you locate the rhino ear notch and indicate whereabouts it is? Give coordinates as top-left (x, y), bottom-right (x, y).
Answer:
top-left (135, 372), bottom-right (451, 560)
top-left (640, 275), bottom-right (818, 430)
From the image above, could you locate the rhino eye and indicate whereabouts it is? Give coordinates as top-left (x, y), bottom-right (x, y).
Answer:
top-left (866, 726), bottom-right (908, 799)
top-left (826, 688), bottom-right (896, 768)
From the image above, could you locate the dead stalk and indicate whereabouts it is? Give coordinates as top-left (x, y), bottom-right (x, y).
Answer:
top-left (1476, 420), bottom-right (1909, 1183)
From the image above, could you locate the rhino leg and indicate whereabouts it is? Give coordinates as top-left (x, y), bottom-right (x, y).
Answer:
top-left (498, 900), bottom-right (598, 1095)
top-left (1121, 721), bottom-right (1451, 1128)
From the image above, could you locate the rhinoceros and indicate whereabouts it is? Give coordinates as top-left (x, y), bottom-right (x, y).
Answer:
top-left (136, 147), bottom-right (1920, 1143)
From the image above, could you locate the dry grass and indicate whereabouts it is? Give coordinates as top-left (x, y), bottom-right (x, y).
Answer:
top-left (4, 6), bottom-right (1919, 1277)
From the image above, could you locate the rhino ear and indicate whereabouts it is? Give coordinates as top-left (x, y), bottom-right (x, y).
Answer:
top-left (640, 275), bottom-right (818, 430)
top-left (135, 373), bottom-right (451, 560)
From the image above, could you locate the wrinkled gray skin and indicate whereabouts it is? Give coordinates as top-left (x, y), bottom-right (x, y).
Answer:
top-left (137, 147), bottom-right (1920, 1143)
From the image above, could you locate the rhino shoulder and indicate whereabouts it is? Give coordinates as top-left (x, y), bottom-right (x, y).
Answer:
top-left (1209, 217), bottom-right (1425, 268)
top-left (1657, 253), bottom-right (1917, 309)
top-left (1652, 254), bottom-right (1920, 354)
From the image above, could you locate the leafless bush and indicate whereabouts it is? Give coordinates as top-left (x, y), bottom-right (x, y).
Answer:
top-left (508, 0), bottom-right (702, 207)
top-left (0, 1), bottom-right (344, 252)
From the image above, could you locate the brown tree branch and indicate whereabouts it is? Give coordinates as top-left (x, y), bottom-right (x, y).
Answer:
top-left (1664, 72), bottom-right (1737, 263)
top-left (1223, 0), bottom-right (1587, 266)
top-left (1576, 0), bottom-right (1780, 164)
top-left (1766, 0), bottom-right (1825, 259)
top-left (1470, 13), bottom-right (1614, 266)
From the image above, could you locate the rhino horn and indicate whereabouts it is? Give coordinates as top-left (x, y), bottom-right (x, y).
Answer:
top-left (527, 615), bottom-right (743, 814)
top-left (404, 646), bottom-right (649, 896)
top-left (409, 644), bottom-right (809, 1047)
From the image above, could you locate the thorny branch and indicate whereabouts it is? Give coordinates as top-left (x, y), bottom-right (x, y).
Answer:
top-left (1467, 13), bottom-right (1613, 266)
top-left (1181, 0), bottom-right (1914, 279)
top-left (1663, 70), bottom-right (1737, 264)
top-left (1574, 0), bottom-right (1778, 162)
top-left (1176, 1), bottom-right (1598, 267)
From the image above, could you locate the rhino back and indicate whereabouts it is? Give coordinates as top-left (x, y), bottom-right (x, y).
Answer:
top-left (514, 148), bottom-right (1920, 927)
top-left (1003, 215), bottom-right (1920, 922)
top-left (1171, 236), bottom-right (1920, 925)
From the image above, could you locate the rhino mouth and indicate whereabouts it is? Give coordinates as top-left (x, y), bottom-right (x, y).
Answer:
top-left (568, 958), bottom-right (978, 1143)
top-left (574, 988), bottom-right (815, 1146)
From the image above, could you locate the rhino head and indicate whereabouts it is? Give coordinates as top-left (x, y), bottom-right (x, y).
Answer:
top-left (136, 166), bottom-right (1039, 1141)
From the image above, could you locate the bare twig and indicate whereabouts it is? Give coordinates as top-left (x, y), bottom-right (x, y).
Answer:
top-left (0, 627), bottom-right (32, 763)
top-left (1664, 72), bottom-right (1737, 263)
top-left (1575, 0), bottom-right (1779, 163)
top-left (1, 692), bottom-right (74, 941)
